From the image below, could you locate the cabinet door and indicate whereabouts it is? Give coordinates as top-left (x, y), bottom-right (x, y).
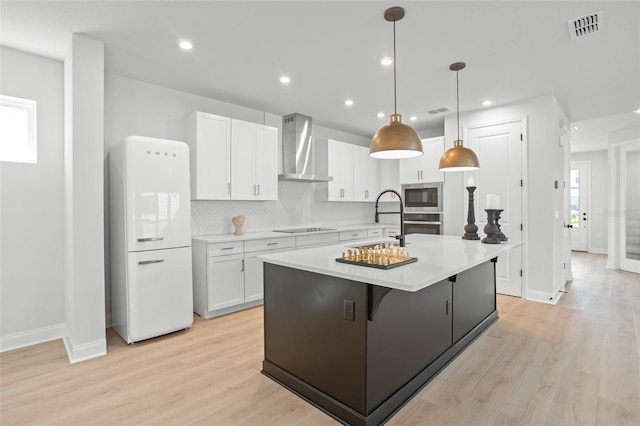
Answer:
top-left (230, 119), bottom-right (256, 200)
top-left (399, 137), bottom-right (444, 183)
top-left (378, 160), bottom-right (400, 202)
top-left (187, 112), bottom-right (231, 200)
top-left (421, 136), bottom-right (445, 182)
top-left (327, 140), bottom-right (354, 201)
top-left (353, 146), bottom-right (379, 202)
top-left (207, 254), bottom-right (244, 311)
top-left (245, 247), bottom-right (292, 302)
top-left (254, 124), bottom-right (278, 200)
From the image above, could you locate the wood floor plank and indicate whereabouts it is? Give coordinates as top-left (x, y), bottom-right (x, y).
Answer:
top-left (1, 252), bottom-right (638, 425)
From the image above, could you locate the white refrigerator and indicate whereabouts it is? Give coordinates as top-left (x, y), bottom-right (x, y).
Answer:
top-left (110, 136), bottom-right (193, 344)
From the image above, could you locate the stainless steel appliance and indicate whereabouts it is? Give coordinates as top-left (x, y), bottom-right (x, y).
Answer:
top-left (403, 212), bottom-right (442, 235)
top-left (401, 183), bottom-right (443, 234)
top-left (402, 182), bottom-right (442, 212)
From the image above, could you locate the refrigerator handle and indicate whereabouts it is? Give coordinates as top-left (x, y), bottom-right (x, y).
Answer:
top-left (138, 259), bottom-right (165, 265)
top-left (137, 237), bottom-right (164, 242)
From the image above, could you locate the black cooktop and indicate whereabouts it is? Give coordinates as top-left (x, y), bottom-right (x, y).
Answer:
top-left (273, 227), bottom-right (337, 233)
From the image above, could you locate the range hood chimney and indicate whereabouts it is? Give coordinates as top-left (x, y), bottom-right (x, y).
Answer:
top-left (278, 113), bottom-right (333, 182)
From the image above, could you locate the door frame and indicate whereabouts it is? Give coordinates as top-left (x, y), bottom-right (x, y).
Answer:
top-left (570, 160), bottom-right (591, 252)
top-left (462, 116), bottom-right (528, 297)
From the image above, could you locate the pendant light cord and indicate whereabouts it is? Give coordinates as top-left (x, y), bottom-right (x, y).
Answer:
top-left (393, 19), bottom-right (397, 115)
top-left (456, 69), bottom-right (460, 141)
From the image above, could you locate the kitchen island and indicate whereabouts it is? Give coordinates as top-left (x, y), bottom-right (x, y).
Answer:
top-left (260, 234), bottom-right (517, 426)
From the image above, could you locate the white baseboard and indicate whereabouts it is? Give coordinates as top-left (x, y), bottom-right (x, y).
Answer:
top-left (63, 332), bottom-right (107, 364)
top-left (0, 324), bottom-right (65, 352)
top-left (525, 289), bottom-right (563, 305)
top-left (589, 248), bottom-right (607, 255)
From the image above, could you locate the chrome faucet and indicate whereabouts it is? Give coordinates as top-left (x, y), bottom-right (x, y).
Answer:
top-left (374, 189), bottom-right (406, 247)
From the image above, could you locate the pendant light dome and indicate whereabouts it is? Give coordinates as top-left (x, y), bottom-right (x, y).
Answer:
top-left (370, 7), bottom-right (423, 160)
top-left (439, 62), bottom-right (480, 171)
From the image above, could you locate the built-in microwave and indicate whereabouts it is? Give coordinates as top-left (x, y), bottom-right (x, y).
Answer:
top-left (402, 182), bottom-right (443, 212)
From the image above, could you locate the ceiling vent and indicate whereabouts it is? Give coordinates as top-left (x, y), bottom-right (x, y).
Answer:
top-left (428, 107), bottom-right (450, 115)
top-left (568, 10), bottom-right (603, 39)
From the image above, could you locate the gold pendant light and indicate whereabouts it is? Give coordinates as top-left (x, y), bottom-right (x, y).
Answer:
top-left (370, 7), bottom-right (423, 160)
top-left (439, 62), bottom-right (480, 171)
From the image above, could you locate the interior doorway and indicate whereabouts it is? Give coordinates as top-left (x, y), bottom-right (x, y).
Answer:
top-left (620, 144), bottom-right (640, 273)
top-left (570, 161), bottom-right (589, 252)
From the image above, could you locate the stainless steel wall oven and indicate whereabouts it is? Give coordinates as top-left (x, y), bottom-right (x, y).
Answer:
top-left (402, 183), bottom-right (443, 235)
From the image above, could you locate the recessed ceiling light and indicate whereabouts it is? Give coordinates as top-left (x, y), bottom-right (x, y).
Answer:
top-left (380, 57), bottom-right (393, 66)
top-left (409, 115), bottom-right (417, 121)
top-left (573, 126), bottom-right (579, 130)
top-left (634, 108), bottom-right (640, 114)
top-left (482, 100), bottom-right (492, 106)
top-left (377, 112), bottom-right (385, 118)
top-left (344, 99), bottom-right (354, 107)
top-left (178, 39), bottom-right (194, 50)
top-left (279, 76), bottom-right (291, 84)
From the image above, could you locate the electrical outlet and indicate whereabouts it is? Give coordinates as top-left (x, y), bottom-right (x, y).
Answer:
top-left (343, 299), bottom-right (355, 321)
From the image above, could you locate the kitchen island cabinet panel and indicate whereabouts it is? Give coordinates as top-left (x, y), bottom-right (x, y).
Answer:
top-left (366, 279), bottom-right (452, 413)
top-left (452, 258), bottom-right (496, 343)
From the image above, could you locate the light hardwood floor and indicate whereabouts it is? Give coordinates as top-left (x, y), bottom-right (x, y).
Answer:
top-left (1, 252), bottom-right (639, 425)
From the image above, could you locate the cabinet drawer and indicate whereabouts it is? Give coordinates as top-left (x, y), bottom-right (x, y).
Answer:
top-left (386, 228), bottom-right (401, 237)
top-left (244, 237), bottom-right (295, 253)
top-left (339, 230), bottom-right (367, 241)
top-left (296, 232), bottom-right (339, 248)
top-left (207, 241), bottom-right (244, 257)
top-left (367, 228), bottom-right (384, 238)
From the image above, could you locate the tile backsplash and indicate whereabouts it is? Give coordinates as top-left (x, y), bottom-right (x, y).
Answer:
top-left (191, 181), bottom-right (378, 235)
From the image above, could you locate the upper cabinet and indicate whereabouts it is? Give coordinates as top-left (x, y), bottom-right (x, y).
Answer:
top-left (353, 145), bottom-right (379, 202)
top-left (317, 140), bottom-right (379, 202)
top-left (187, 111), bottom-right (278, 201)
top-left (378, 160), bottom-right (401, 203)
top-left (187, 112), bottom-right (231, 200)
top-left (399, 136), bottom-right (445, 184)
top-left (230, 119), bottom-right (278, 200)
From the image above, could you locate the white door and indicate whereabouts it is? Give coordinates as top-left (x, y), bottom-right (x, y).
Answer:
top-left (620, 145), bottom-right (640, 273)
top-left (570, 161), bottom-right (589, 251)
top-left (467, 120), bottom-right (523, 297)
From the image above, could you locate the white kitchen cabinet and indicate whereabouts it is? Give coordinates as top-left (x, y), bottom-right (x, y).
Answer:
top-left (367, 228), bottom-right (384, 239)
top-left (186, 112), bottom-right (231, 200)
top-left (295, 232), bottom-right (339, 249)
top-left (231, 119), bottom-right (278, 200)
top-left (187, 112), bottom-right (278, 201)
top-left (326, 139), bottom-right (354, 201)
top-left (244, 237), bottom-right (295, 302)
top-left (399, 136), bottom-right (445, 184)
top-left (339, 229), bottom-right (368, 242)
top-left (378, 159), bottom-right (400, 203)
top-left (207, 253), bottom-right (244, 311)
top-left (353, 145), bottom-right (379, 202)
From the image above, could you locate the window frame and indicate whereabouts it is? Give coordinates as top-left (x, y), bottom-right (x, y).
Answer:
top-left (0, 94), bottom-right (38, 164)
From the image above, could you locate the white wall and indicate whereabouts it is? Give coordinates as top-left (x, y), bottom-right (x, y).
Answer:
top-left (0, 47), bottom-right (66, 350)
top-left (442, 95), bottom-right (568, 302)
top-left (571, 150), bottom-right (608, 253)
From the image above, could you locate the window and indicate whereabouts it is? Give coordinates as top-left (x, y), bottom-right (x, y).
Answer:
top-left (0, 95), bottom-right (37, 164)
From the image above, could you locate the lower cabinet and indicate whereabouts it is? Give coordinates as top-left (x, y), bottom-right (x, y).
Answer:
top-left (192, 236), bottom-right (295, 319)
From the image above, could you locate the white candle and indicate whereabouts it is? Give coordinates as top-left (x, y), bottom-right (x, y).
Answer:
top-left (486, 194), bottom-right (499, 209)
top-left (467, 175), bottom-right (475, 186)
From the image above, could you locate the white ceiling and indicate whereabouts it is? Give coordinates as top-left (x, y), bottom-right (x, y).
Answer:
top-left (1, 1), bottom-right (639, 151)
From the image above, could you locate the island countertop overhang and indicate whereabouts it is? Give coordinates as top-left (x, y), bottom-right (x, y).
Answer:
top-left (258, 234), bottom-right (520, 292)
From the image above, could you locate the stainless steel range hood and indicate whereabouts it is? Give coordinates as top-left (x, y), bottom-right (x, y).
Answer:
top-left (278, 113), bottom-right (333, 182)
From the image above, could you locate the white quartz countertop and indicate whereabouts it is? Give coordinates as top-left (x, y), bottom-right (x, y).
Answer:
top-left (192, 223), bottom-right (390, 244)
top-left (259, 234), bottom-right (521, 292)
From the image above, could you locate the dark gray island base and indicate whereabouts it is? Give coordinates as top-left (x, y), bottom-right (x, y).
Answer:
top-left (262, 258), bottom-right (498, 426)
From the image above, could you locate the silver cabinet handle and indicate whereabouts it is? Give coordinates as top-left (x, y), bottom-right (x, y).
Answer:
top-left (241, 259), bottom-right (245, 272)
top-left (138, 237), bottom-right (164, 242)
top-left (257, 184), bottom-right (260, 196)
top-left (267, 242), bottom-right (278, 246)
top-left (138, 259), bottom-right (165, 265)
top-left (221, 247), bottom-right (235, 250)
